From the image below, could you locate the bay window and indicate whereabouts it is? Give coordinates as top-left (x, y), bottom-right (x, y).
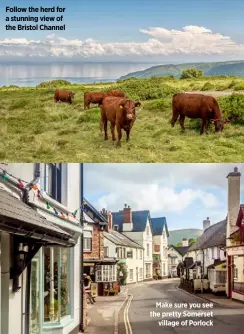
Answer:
top-left (95, 265), bottom-right (116, 282)
top-left (43, 247), bottom-right (71, 323)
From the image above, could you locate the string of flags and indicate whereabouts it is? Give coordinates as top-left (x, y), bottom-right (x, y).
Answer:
top-left (0, 167), bottom-right (87, 223)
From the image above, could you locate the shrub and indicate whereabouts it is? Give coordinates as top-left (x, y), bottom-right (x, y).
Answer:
top-left (201, 82), bottom-right (214, 91)
top-left (234, 83), bottom-right (244, 91)
top-left (180, 68), bottom-right (203, 79)
top-left (218, 94), bottom-right (244, 124)
top-left (36, 80), bottom-right (71, 88)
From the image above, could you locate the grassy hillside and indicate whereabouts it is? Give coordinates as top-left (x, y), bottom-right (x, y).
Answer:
top-left (168, 229), bottom-right (203, 246)
top-left (1, 77), bottom-right (244, 162)
top-left (119, 60), bottom-right (244, 80)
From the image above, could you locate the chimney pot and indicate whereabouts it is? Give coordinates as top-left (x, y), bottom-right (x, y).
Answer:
top-left (124, 203), bottom-right (127, 208)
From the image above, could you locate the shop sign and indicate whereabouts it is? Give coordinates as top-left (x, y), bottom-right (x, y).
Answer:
top-left (228, 246), bottom-right (244, 256)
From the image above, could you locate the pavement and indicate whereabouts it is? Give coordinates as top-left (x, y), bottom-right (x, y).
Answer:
top-left (118, 278), bottom-right (244, 334)
top-left (85, 286), bottom-right (128, 334)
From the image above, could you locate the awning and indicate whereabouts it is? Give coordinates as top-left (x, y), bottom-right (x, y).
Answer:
top-left (83, 258), bottom-right (118, 265)
top-left (0, 189), bottom-right (75, 247)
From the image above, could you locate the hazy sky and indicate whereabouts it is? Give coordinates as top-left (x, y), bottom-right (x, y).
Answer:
top-left (84, 164), bottom-right (244, 231)
top-left (1, 0), bottom-right (244, 62)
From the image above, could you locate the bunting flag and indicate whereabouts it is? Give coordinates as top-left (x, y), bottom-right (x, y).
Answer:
top-left (0, 167), bottom-right (85, 224)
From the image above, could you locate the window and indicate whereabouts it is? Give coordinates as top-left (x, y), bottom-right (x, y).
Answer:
top-left (140, 250), bottom-right (143, 259)
top-left (234, 266), bottom-right (238, 280)
top-left (127, 249), bottom-right (133, 258)
top-left (139, 268), bottom-right (143, 278)
top-left (163, 263), bottom-right (166, 275)
top-left (44, 247), bottom-right (71, 323)
top-left (146, 226), bottom-right (149, 235)
top-left (154, 245), bottom-right (160, 252)
top-left (123, 248), bottom-right (126, 258)
top-left (172, 257), bottom-right (176, 264)
top-left (146, 244), bottom-right (149, 257)
top-left (129, 269), bottom-right (133, 281)
top-left (211, 248), bottom-right (215, 259)
top-left (95, 265), bottom-right (116, 282)
top-left (145, 264), bottom-right (150, 278)
top-left (217, 248), bottom-right (220, 259)
top-left (84, 231), bottom-right (92, 252)
top-left (44, 163), bottom-right (62, 203)
top-left (104, 247), bottom-right (109, 257)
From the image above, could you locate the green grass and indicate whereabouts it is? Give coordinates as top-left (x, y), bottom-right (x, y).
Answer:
top-left (1, 77), bottom-right (244, 162)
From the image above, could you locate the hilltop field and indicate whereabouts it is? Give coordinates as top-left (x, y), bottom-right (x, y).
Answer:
top-left (1, 76), bottom-right (244, 162)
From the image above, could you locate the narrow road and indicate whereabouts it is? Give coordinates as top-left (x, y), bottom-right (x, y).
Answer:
top-left (185, 90), bottom-right (244, 97)
top-left (119, 279), bottom-right (244, 334)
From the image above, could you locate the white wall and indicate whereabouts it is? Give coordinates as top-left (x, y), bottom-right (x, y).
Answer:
top-left (104, 238), bottom-right (117, 258)
top-left (126, 256), bottom-right (144, 283)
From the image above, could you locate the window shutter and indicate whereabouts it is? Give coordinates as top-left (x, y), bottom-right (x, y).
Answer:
top-left (57, 164), bottom-right (62, 203)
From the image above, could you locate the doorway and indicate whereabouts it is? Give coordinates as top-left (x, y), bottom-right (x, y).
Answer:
top-left (29, 254), bottom-right (41, 334)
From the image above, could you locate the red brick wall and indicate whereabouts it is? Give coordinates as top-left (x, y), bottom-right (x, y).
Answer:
top-left (124, 207), bottom-right (132, 223)
top-left (84, 224), bottom-right (101, 259)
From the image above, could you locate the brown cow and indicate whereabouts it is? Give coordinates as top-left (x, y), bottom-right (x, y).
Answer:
top-left (54, 90), bottom-right (75, 104)
top-left (84, 92), bottom-right (106, 110)
top-left (100, 96), bottom-right (141, 147)
top-left (84, 90), bottom-right (125, 110)
top-left (106, 89), bottom-right (125, 98)
top-left (171, 93), bottom-right (230, 135)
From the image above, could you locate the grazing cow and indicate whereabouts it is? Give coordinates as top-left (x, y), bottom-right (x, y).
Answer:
top-left (100, 96), bottom-right (141, 147)
top-left (106, 89), bottom-right (125, 98)
top-left (171, 93), bottom-right (230, 135)
top-left (84, 92), bottom-right (106, 110)
top-left (54, 90), bottom-right (75, 104)
top-left (84, 90), bottom-right (125, 110)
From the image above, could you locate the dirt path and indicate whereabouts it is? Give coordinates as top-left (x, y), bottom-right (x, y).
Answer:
top-left (185, 90), bottom-right (244, 97)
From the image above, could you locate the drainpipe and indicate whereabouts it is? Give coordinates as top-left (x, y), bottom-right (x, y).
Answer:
top-left (79, 164), bottom-right (84, 332)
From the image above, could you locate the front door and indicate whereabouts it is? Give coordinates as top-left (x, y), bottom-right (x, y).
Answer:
top-left (30, 254), bottom-right (41, 334)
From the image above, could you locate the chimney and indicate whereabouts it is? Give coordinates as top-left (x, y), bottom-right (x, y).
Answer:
top-left (203, 217), bottom-right (210, 231)
top-left (101, 208), bottom-right (113, 231)
top-left (182, 238), bottom-right (189, 247)
top-left (122, 204), bottom-right (133, 232)
top-left (226, 166), bottom-right (241, 243)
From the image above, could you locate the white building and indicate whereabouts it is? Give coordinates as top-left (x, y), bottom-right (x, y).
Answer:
top-left (151, 217), bottom-right (169, 278)
top-left (112, 205), bottom-right (153, 280)
top-left (168, 238), bottom-right (190, 277)
top-left (187, 217), bottom-right (226, 276)
top-left (0, 163), bottom-right (83, 334)
top-left (102, 209), bottom-right (144, 284)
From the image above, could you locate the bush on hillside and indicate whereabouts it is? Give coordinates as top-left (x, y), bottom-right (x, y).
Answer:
top-left (201, 82), bottom-right (214, 91)
top-left (36, 80), bottom-right (71, 88)
top-left (180, 68), bottom-right (203, 79)
top-left (234, 83), bottom-right (244, 91)
top-left (218, 94), bottom-right (244, 124)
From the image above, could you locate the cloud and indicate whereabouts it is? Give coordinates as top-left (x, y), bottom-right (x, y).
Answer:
top-left (1, 25), bottom-right (244, 58)
top-left (96, 183), bottom-right (220, 213)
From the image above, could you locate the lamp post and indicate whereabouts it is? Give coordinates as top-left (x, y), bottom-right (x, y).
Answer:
top-left (79, 163), bottom-right (84, 332)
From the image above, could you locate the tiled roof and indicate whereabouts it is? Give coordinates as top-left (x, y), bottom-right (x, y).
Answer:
top-left (188, 219), bottom-right (227, 251)
top-left (112, 210), bottom-right (150, 232)
top-left (151, 217), bottom-right (169, 236)
top-left (104, 230), bottom-right (143, 249)
top-left (171, 245), bottom-right (189, 256)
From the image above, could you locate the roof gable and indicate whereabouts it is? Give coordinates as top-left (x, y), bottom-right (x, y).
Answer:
top-left (151, 217), bottom-right (169, 236)
top-left (83, 198), bottom-right (108, 225)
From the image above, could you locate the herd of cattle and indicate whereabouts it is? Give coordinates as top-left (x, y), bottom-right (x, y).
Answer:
top-left (53, 89), bottom-right (230, 146)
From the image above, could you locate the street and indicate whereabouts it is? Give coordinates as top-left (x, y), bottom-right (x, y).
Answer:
top-left (118, 279), bottom-right (244, 334)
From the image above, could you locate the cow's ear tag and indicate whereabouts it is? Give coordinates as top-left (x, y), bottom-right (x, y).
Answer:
top-left (120, 105), bottom-right (124, 109)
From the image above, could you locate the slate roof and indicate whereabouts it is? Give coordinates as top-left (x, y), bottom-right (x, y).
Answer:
top-left (104, 230), bottom-right (143, 249)
top-left (0, 188), bottom-right (75, 245)
top-left (112, 210), bottom-right (151, 232)
top-left (83, 197), bottom-right (108, 225)
top-left (171, 245), bottom-right (190, 256)
top-left (151, 217), bottom-right (169, 237)
top-left (188, 219), bottom-right (227, 252)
